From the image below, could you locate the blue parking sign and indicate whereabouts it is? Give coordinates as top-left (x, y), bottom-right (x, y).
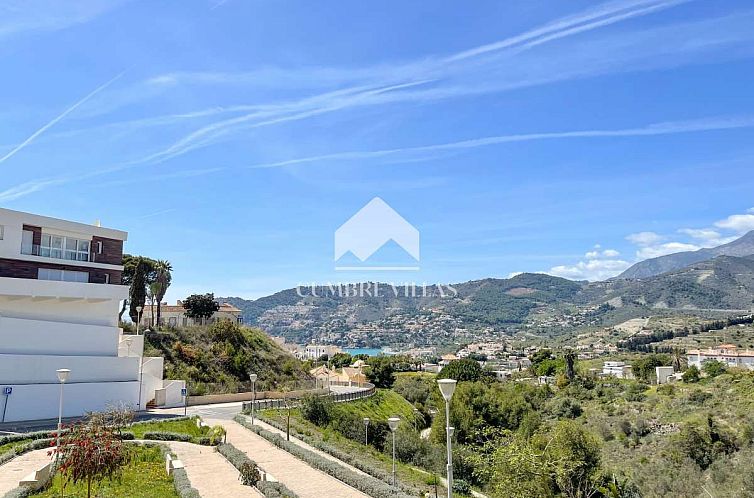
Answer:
top-left (181, 388), bottom-right (187, 396)
top-left (3, 387), bottom-right (11, 395)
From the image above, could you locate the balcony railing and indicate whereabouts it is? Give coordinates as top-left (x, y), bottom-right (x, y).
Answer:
top-left (21, 244), bottom-right (90, 262)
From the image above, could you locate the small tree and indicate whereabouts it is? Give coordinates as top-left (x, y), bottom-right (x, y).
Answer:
top-left (182, 293), bottom-right (220, 323)
top-left (53, 419), bottom-right (129, 498)
top-left (563, 350), bottom-right (577, 381)
top-left (366, 356), bottom-right (396, 388)
top-left (682, 365), bottom-right (701, 383)
top-left (702, 360), bottom-right (727, 378)
top-left (438, 358), bottom-right (485, 382)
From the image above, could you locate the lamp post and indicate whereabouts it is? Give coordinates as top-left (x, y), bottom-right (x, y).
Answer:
top-left (249, 373), bottom-right (258, 425)
top-left (438, 378), bottom-right (457, 498)
top-left (56, 369), bottom-right (70, 458)
top-left (363, 417), bottom-right (370, 445)
top-left (388, 416), bottom-right (401, 487)
top-left (136, 306), bottom-right (143, 335)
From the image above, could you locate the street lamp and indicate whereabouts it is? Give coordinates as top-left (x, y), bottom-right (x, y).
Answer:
top-left (438, 379), bottom-right (457, 498)
top-left (388, 416), bottom-right (401, 487)
top-left (363, 417), bottom-right (370, 445)
top-left (56, 369), bottom-right (70, 457)
top-left (135, 306), bottom-right (143, 335)
top-left (249, 373), bottom-right (258, 425)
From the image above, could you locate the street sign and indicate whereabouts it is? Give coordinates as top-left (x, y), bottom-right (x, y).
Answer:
top-left (3, 387), bottom-right (11, 395)
top-left (181, 388), bottom-right (187, 396)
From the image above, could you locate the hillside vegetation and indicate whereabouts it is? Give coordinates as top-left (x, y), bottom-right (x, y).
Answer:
top-left (143, 320), bottom-right (312, 395)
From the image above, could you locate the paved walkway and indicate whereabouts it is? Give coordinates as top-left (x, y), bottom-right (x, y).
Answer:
top-left (168, 441), bottom-right (262, 498)
top-left (0, 449), bottom-right (52, 496)
top-left (207, 418), bottom-right (368, 498)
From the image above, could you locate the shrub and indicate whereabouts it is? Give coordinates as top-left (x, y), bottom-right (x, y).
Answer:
top-left (240, 461), bottom-right (261, 486)
top-left (142, 431), bottom-right (192, 442)
top-left (702, 360), bottom-right (727, 378)
top-left (453, 479), bottom-right (471, 494)
top-left (657, 384), bottom-right (675, 396)
top-left (300, 394), bottom-right (332, 427)
top-left (553, 398), bottom-right (583, 419)
top-left (172, 467), bottom-right (202, 498)
top-left (682, 366), bottom-right (700, 383)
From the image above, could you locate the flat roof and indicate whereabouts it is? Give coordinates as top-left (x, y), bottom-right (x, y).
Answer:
top-left (0, 207), bottom-right (127, 241)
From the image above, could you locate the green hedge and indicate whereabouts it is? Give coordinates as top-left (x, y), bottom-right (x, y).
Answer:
top-left (217, 443), bottom-right (299, 498)
top-left (171, 467), bottom-right (202, 498)
top-left (142, 431), bottom-right (193, 442)
top-left (0, 438), bottom-right (54, 466)
top-left (257, 414), bottom-right (419, 495)
top-left (233, 415), bottom-right (414, 498)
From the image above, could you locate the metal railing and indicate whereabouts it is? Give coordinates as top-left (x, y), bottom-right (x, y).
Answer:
top-left (242, 383), bottom-right (376, 412)
top-left (21, 244), bottom-right (90, 262)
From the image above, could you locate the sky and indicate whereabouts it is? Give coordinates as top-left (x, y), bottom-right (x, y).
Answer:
top-left (2, 0), bottom-right (754, 300)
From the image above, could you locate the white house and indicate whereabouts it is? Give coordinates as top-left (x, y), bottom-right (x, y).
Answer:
top-left (602, 361), bottom-right (634, 379)
top-left (140, 300), bottom-right (242, 328)
top-left (687, 344), bottom-right (754, 370)
top-left (656, 366), bottom-right (675, 384)
top-left (0, 208), bottom-right (184, 423)
top-left (304, 344), bottom-right (342, 360)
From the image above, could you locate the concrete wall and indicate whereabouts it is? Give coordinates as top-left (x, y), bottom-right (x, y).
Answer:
top-left (0, 316), bottom-right (119, 356)
top-left (0, 354), bottom-right (139, 383)
top-left (1, 381), bottom-right (140, 423)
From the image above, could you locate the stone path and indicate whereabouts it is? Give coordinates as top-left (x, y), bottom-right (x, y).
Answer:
top-left (168, 441), bottom-right (262, 498)
top-left (0, 449), bottom-right (52, 496)
top-left (207, 418), bottom-right (369, 498)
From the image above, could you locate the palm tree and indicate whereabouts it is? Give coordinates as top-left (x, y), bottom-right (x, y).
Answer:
top-left (564, 349), bottom-right (577, 380)
top-left (154, 260), bottom-right (173, 327)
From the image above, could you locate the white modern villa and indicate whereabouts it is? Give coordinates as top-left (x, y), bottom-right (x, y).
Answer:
top-left (687, 344), bottom-right (754, 370)
top-left (0, 207), bottom-right (184, 423)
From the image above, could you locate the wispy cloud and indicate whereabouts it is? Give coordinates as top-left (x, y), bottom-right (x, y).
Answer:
top-left (82, 0), bottom-right (694, 162)
top-left (0, 70), bottom-right (128, 165)
top-left (0, 177), bottom-right (65, 202)
top-left (243, 116), bottom-right (754, 170)
top-left (0, 0), bottom-right (126, 41)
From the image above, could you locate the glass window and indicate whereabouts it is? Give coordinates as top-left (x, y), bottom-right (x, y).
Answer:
top-left (37, 268), bottom-right (88, 283)
top-left (0, 225), bottom-right (4, 240)
top-left (39, 234), bottom-right (90, 262)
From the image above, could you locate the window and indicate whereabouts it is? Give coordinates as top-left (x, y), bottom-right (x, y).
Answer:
top-left (40, 234), bottom-right (89, 262)
top-left (104, 273), bottom-right (111, 284)
top-left (96, 241), bottom-right (103, 254)
top-left (0, 225), bottom-right (4, 240)
top-left (38, 268), bottom-right (89, 283)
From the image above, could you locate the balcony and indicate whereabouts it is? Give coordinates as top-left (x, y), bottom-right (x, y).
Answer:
top-left (21, 243), bottom-right (90, 262)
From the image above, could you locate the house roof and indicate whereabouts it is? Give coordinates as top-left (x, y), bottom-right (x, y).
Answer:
top-left (158, 301), bottom-right (242, 313)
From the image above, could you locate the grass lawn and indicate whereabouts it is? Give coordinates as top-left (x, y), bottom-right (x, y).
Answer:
top-left (129, 417), bottom-right (210, 439)
top-left (35, 445), bottom-right (178, 498)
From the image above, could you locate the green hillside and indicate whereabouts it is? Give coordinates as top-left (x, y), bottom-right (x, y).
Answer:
top-left (143, 319), bottom-right (312, 395)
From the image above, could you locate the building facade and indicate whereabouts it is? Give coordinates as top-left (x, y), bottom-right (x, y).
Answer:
top-left (687, 344), bottom-right (754, 370)
top-left (140, 301), bottom-right (242, 328)
top-left (602, 361), bottom-right (634, 379)
top-left (0, 208), bottom-right (184, 423)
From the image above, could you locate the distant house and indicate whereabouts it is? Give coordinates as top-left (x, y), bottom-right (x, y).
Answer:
top-left (439, 354), bottom-right (458, 366)
top-left (142, 300), bottom-right (243, 327)
top-left (602, 361), bottom-right (634, 379)
top-left (656, 366), bottom-right (675, 384)
top-left (304, 344), bottom-right (342, 360)
top-left (687, 344), bottom-right (754, 370)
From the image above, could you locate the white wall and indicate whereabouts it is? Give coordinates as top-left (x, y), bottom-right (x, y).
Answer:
top-left (0, 354), bottom-right (139, 383)
top-left (1, 381), bottom-right (140, 423)
top-left (0, 316), bottom-right (119, 356)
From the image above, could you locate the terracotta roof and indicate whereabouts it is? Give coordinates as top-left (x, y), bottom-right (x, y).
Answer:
top-left (157, 301), bottom-right (241, 313)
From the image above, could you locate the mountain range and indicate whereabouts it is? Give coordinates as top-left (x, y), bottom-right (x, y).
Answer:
top-left (616, 230), bottom-right (754, 279)
top-left (221, 231), bottom-right (754, 346)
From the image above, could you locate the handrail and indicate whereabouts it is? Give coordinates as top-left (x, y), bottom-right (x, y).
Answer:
top-left (242, 383), bottom-right (376, 411)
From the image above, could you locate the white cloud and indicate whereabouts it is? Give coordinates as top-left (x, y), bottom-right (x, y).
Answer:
top-left (626, 231), bottom-right (664, 246)
top-left (678, 228), bottom-right (721, 241)
top-left (714, 213), bottom-right (754, 234)
top-left (585, 248), bottom-right (620, 259)
top-left (636, 242), bottom-right (700, 259)
top-left (602, 249), bottom-right (620, 258)
top-left (507, 272), bottom-right (524, 279)
top-left (548, 258), bottom-right (632, 281)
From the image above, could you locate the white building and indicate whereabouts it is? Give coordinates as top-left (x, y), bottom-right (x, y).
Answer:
top-left (0, 208), bottom-right (184, 423)
top-left (656, 366), bottom-right (675, 384)
top-left (687, 344), bottom-right (754, 370)
top-left (304, 344), bottom-right (342, 360)
top-left (602, 361), bottom-right (634, 379)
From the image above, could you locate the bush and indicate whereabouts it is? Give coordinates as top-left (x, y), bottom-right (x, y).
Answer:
top-left (552, 398), bottom-right (582, 419)
top-left (657, 384), bottom-right (675, 396)
top-left (300, 394), bottom-right (332, 427)
top-left (682, 366), bottom-right (700, 383)
top-left (702, 360), bottom-right (727, 378)
top-left (453, 479), bottom-right (472, 494)
top-left (240, 461), bottom-right (261, 486)
top-left (234, 415), bottom-right (415, 498)
top-left (172, 467), bottom-right (202, 498)
top-left (142, 431), bottom-right (192, 442)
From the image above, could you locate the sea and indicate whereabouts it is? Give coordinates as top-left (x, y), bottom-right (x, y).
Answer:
top-left (343, 348), bottom-right (386, 357)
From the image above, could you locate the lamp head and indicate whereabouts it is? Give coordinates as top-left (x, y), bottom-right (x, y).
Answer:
top-left (136, 306), bottom-right (143, 313)
top-left (437, 378), bottom-right (457, 401)
top-left (388, 416), bottom-right (401, 431)
top-left (363, 417), bottom-right (370, 425)
top-left (56, 369), bottom-right (71, 383)
top-left (249, 373), bottom-right (258, 383)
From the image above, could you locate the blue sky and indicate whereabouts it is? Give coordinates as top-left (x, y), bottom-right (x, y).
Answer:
top-left (2, 0), bottom-right (754, 300)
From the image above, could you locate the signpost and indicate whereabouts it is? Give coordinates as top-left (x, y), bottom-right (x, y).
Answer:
top-left (182, 387), bottom-right (188, 416)
top-left (1, 387), bottom-right (11, 423)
